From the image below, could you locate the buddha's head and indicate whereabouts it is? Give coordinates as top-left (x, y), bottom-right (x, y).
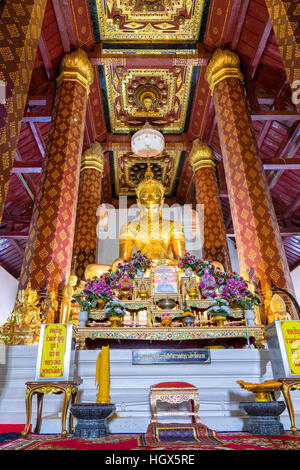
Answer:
top-left (68, 274), bottom-right (78, 287)
top-left (136, 163), bottom-right (165, 216)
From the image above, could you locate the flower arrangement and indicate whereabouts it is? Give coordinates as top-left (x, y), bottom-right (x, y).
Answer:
top-left (115, 251), bottom-right (151, 279)
top-left (238, 290), bottom-right (260, 310)
top-left (178, 253), bottom-right (199, 271)
top-left (218, 274), bottom-right (248, 303)
top-left (178, 254), bottom-right (217, 277)
top-left (130, 251), bottom-right (152, 273)
top-left (72, 255), bottom-right (151, 311)
top-left (206, 297), bottom-right (231, 318)
top-left (104, 298), bottom-right (127, 318)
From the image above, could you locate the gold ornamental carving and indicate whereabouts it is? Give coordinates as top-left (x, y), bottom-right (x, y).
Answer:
top-left (57, 48), bottom-right (94, 93)
top-left (81, 141), bottom-right (104, 173)
top-left (189, 139), bottom-right (216, 172)
top-left (205, 49), bottom-right (244, 93)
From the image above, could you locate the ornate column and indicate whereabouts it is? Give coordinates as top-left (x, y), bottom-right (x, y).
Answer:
top-left (189, 139), bottom-right (232, 271)
top-left (0, 0), bottom-right (48, 222)
top-left (264, 0), bottom-right (300, 115)
top-left (205, 49), bottom-right (295, 307)
top-left (72, 142), bottom-right (104, 280)
top-left (19, 49), bottom-right (93, 292)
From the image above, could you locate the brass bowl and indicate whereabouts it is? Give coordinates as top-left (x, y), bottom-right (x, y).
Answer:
top-left (157, 298), bottom-right (177, 310)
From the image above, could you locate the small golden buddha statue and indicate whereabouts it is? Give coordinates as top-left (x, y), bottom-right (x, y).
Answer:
top-left (270, 293), bottom-right (291, 321)
top-left (59, 274), bottom-right (78, 324)
top-left (139, 281), bottom-right (150, 300)
top-left (41, 290), bottom-right (58, 324)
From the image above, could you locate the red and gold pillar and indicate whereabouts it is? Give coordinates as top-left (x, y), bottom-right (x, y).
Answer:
top-left (0, 0), bottom-right (47, 222)
top-left (205, 49), bottom-right (295, 306)
top-left (189, 139), bottom-right (232, 271)
top-left (72, 142), bottom-right (104, 280)
top-left (19, 48), bottom-right (94, 292)
top-left (265, 0), bottom-right (300, 115)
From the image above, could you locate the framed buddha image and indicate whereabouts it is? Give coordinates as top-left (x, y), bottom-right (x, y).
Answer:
top-left (153, 264), bottom-right (178, 294)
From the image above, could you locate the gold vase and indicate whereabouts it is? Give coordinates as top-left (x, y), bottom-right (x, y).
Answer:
top-left (97, 299), bottom-right (106, 309)
top-left (109, 315), bottom-right (122, 327)
top-left (214, 315), bottom-right (226, 327)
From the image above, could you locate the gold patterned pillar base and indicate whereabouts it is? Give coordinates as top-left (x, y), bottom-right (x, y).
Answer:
top-left (189, 140), bottom-right (232, 271)
top-left (205, 49), bottom-right (295, 310)
top-left (72, 142), bottom-right (104, 280)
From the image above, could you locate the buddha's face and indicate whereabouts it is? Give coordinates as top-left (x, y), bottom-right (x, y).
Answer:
top-left (138, 185), bottom-right (163, 216)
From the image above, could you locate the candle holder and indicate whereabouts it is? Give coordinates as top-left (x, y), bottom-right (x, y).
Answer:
top-left (70, 403), bottom-right (116, 439)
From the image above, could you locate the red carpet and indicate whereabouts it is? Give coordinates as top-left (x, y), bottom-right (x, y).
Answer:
top-left (0, 432), bottom-right (300, 450)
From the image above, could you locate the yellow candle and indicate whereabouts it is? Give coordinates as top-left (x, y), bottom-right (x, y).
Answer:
top-left (95, 345), bottom-right (110, 403)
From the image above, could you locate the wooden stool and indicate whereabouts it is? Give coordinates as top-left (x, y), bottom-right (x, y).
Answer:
top-left (150, 381), bottom-right (201, 424)
top-left (21, 381), bottom-right (79, 438)
top-left (278, 378), bottom-right (300, 435)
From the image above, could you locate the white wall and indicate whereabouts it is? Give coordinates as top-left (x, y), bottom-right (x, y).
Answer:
top-left (291, 265), bottom-right (300, 305)
top-left (0, 266), bottom-right (18, 326)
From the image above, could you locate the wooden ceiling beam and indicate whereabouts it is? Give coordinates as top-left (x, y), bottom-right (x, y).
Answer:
top-left (24, 82), bottom-right (55, 123)
top-left (38, 32), bottom-right (54, 81)
top-left (231, 0), bottom-right (250, 50)
top-left (12, 161), bottom-right (42, 174)
top-left (9, 238), bottom-right (25, 257)
top-left (250, 110), bottom-right (299, 121)
top-left (262, 158), bottom-right (300, 170)
top-left (247, 18), bottom-right (273, 80)
top-left (269, 125), bottom-right (300, 189)
top-left (52, 0), bottom-right (71, 53)
top-left (14, 151), bottom-right (36, 200)
top-left (0, 232), bottom-right (29, 240)
top-left (283, 193), bottom-right (300, 219)
top-left (29, 122), bottom-right (45, 158)
top-left (1, 215), bottom-right (31, 224)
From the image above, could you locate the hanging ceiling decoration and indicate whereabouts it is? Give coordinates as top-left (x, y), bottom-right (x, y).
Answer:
top-left (131, 120), bottom-right (165, 158)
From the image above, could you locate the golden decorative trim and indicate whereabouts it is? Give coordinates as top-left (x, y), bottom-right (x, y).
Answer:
top-left (95, 0), bottom-right (205, 42)
top-left (81, 142), bottom-right (104, 173)
top-left (76, 326), bottom-right (265, 349)
top-left (57, 49), bottom-right (94, 93)
top-left (189, 139), bottom-right (216, 172)
top-left (205, 49), bottom-right (243, 93)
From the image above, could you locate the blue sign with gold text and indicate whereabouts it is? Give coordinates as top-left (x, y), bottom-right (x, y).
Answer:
top-left (132, 349), bottom-right (211, 365)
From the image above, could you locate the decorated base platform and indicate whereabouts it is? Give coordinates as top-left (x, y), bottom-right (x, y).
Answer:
top-left (76, 326), bottom-right (265, 350)
top-left (1, 345), bottom-right (299, 435)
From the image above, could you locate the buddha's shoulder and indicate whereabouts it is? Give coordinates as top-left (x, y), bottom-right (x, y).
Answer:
top-left (170, 220), bottom-right (185, 231)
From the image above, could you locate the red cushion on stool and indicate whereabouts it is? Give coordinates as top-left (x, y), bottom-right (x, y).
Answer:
top-left (152, 382), bottom-right (196, 389)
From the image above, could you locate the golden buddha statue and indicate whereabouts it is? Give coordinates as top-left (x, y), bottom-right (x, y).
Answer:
top-left (59, 274), bottom-right (78, 324)
top-left (85, 163), bottom-right (186, 279)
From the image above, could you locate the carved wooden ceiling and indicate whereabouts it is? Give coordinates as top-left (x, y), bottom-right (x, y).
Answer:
top-left (91, 0), bottom-right (206, 42)
top-left (1, 0), bottom-right (300, 280)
